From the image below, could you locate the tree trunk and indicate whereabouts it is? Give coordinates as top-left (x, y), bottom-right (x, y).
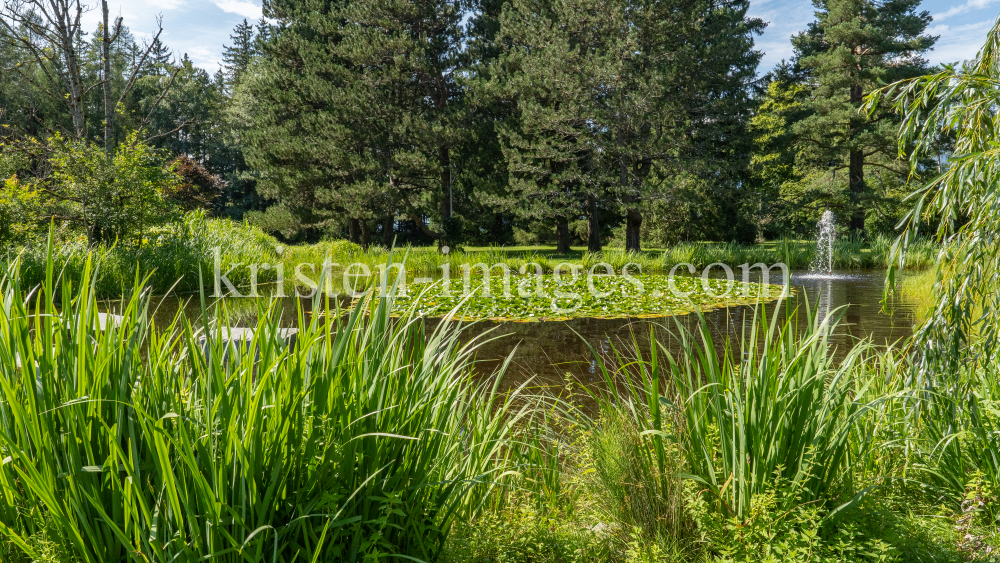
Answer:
top-left (102, 0), bottom-right (113, 154)
top-left (58, 5), bottom-right (87, 140)
top-left (849, 83), bottom-right (866, 235)
top-left (555, 216), bottom-right (570, 254)
top-left (625, 208), bottom-right (642, 252)
top-left (439, 146), bottom-right (452, 249)
top-left (360, 220), bottom-right (371, 249)
top-left (382, 214), bottom-right (394, 248)
top-left (349, 218), bottom-right (360, 243)
top-left (586, 198), bottom-right (602, 253)
top-left (394, 175), bottom-right (446, 250)
top-left (848, 149), bottom-right (866, 234)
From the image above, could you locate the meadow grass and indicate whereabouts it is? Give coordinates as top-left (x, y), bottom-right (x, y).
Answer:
top-left (285, 235), bottom-right (937, 281)
top-left (6, 214), bottom-right (936, 299)
top-left (0, 239), bottom-right (532, 563)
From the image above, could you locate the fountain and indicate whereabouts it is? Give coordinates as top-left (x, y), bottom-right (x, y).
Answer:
top-left (811, 210), bottom-right (836, 275)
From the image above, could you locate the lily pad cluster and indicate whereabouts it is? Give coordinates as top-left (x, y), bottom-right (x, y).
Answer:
top-left (389, 274), bottom-right (786, 321)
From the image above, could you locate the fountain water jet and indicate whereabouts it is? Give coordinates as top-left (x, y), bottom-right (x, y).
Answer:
top-left (812, 210), bottom-right (836, 274)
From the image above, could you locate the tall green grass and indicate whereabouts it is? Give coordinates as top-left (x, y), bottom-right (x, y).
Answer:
top-left (11, 211), bottom-right (280, 297)
top-left (665, 305), bottom-right (881, 520)
top-left (0, 239), bottom-right (529, 562)
top-left (576, 304), bottom-right (896, 530)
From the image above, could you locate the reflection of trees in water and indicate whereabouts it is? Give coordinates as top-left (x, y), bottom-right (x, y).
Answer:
top-left (459, 275), bottom-right (917, 391)
top-left (117, 272), bottom-right (917, 393)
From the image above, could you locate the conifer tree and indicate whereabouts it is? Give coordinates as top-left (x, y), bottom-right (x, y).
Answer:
top-left (148, 36), bottom-right (172, 68)
top-left (490, 0), bottom-right (763, 251)
top-left (789, 0), bottom-right (935, 234)
top-left (489, 0), bottom-right (624, 253)
top-left (222, 19), bottom-right (256, 92)
top-left (241, 0), bottom-right (466, 246)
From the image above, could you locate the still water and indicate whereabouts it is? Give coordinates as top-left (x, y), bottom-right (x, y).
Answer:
top-left (137, 270), bottom-right (917, 387)
top-left (452, 270), bottom-right (917, 388)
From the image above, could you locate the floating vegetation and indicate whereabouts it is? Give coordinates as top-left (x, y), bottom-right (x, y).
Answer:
top-left (390, 274), bottom-right (787, 321)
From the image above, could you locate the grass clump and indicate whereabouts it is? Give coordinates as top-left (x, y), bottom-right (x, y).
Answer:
top-left (0, 240), bottom-right (528, 563)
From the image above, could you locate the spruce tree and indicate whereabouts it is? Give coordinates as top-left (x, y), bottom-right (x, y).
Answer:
top-left (241, 0), bottom-right (466, 246)
top-left (490, 0), bottom-right (763, 252)
top-left (222, 19), bottom-right (256, 92)
top-left (790, 0), bottom-right (935, 234)
top-left (148, 36), bottom-right (172, 69)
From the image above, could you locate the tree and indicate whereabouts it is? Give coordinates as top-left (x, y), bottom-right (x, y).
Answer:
top-left (0, 0), bottom-right (179, 158)
top-left (748, 75), bottom-right (812, 236)
top-left (789, 0), bottom-right (935, 234)
top-left (241, 0), bottom-right (466, 247)
top-left (147, 35), bottom-right (173, 68)
top-left (222, 19), bottom-right (256, 92)
top-left (868, 18), bottom-right (1000, 379)
top-left (167, 154), bottom-right (223, 212)
top-left (489, 0), bottom-right (764, 252)
top-left (47, 132), bottom-right (177, 245)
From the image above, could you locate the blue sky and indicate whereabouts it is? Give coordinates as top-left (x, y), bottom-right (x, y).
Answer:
top-left (84, 0), bottom-right (999, 72)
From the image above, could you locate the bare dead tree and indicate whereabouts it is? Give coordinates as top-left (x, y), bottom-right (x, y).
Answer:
top-left (0, 0), bottom-right (89, 138)
top-left (100, 0), bottom-right (120, 153)
top-left (0, 0), bottom-right (170, 151)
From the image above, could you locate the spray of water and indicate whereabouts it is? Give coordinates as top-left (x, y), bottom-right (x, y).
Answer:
top-left (811, 210), bottom-right (836, 274)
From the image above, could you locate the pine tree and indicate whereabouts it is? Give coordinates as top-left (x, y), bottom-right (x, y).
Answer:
top-left (789, 0), bottom-right (935, 234)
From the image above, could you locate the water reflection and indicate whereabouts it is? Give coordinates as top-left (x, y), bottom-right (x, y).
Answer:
top-left (445, 269), bottom-right (916, 388)
top-left (115, 269), bottom-right (916, 389)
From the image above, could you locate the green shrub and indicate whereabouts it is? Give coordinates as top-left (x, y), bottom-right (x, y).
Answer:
top-left (689, 481), bottom-right (900, 563)
top-left (443, 500), bottom-right (607, 563)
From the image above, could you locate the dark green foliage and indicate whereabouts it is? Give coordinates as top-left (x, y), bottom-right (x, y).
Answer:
top-left (485, 0), bottom-right (764, 251)
top-left (222, 19), bottom-right (258, 92)
top-left (239, 0), bottom-right (467, 245)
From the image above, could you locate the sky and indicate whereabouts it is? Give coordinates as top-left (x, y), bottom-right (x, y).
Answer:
top-left (83, 0), bottom-right (1000, 73)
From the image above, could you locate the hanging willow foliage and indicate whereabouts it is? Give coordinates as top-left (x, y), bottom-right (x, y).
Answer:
top-left (865, 19), bottom-right (1000, 383)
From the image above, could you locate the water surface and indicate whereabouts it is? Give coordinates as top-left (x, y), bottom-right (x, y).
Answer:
top-left (130, 269), bottom-right (917, 389)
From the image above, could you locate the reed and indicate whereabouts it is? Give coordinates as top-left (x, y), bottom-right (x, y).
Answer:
top-left (664, 304), bottom-right (882, 520)
top-left (0, 237), bottom-right (530, 562)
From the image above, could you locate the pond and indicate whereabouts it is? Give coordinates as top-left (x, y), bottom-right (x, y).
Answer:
top-left (450, 269), bottom-right (917, 390)
top-left (133, 269), bottom-right (918, 390)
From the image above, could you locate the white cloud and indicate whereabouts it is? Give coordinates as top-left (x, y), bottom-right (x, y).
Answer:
top-left (212, 0), bottom-right (262, 19)
top-left (184, 45), bottom-right (222, 70)
top-left (928, 20), bottom-right (995, 64)
top-left (154, 0), bottom-right (185, 9)
top-left (933, 0), bottom-right (1000, 22)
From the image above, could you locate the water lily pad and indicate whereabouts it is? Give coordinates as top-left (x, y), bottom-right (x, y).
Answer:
top-left (389, 274), bottom-right (786, 321)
